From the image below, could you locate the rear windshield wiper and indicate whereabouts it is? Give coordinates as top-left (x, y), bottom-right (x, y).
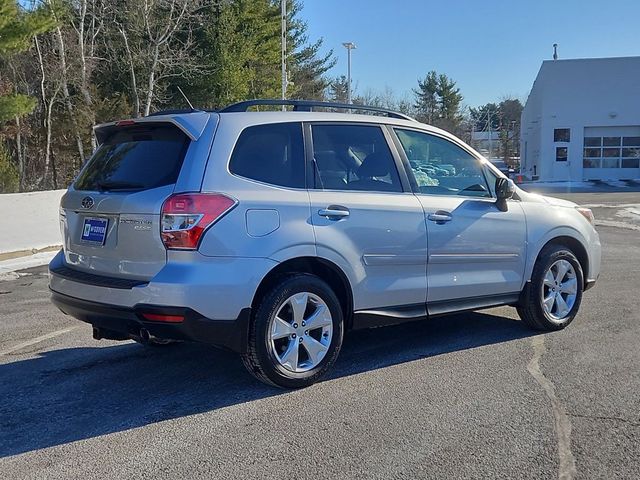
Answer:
top-left (96, 181), bottom-right (145, 191)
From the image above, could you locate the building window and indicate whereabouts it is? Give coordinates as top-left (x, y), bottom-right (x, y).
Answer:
top-left (583, 135), bottom-right (640, 169)
top-left (556, 146), bottom-right (568, 162)
top-left (583, 158), bottom-right (600, 168)
top-left (554, 128), bottom-right (570, 142)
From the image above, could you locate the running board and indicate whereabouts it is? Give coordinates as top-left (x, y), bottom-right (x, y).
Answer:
top-left (427, 293), bottom-right (520, 317)
top-left (352, 293), bottom-right (520, 329)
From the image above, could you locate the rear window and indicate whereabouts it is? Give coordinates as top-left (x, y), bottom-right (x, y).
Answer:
top-left (229, 122), bottom-right (305, 188)
top-left (74, 124), bottom-right (189, 192)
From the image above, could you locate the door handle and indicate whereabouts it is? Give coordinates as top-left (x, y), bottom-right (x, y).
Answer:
top-left (318, 205), bottom-right (350, 219)
top-left (427, 211), bottom-right (452, 223)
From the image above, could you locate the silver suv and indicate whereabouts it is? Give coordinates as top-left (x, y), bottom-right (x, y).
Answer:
top-left (49, 100), bottom-right (601, 388)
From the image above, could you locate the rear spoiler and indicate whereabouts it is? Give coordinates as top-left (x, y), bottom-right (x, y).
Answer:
top-left (93, 111), bottom-right (213, 145)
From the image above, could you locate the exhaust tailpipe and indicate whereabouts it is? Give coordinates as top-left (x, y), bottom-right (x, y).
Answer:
top-left (139, 328), bottom-right (151, 344)
top-left (137, 327), bottom-right (172, 345)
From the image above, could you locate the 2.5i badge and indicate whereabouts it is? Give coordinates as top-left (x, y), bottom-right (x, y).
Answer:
top-left (81, 217), bottom-right (108, 245)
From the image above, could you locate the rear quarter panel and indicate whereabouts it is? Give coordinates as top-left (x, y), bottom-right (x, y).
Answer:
top-left (197, 116), bottom-right (315, 260)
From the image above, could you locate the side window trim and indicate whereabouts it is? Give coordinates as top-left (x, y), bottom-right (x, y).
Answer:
top-left (389, 126), bottom-right (495, 199)
top-left (381, 124), bottom-right (413, 193)
top-left (385, 124), bottom-right (420, 193)
top-left (303, 122), bottom-right (318, 190)
top-left (304, 121), bottom-right (410, 194)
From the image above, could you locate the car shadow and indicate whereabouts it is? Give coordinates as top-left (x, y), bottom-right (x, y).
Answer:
top-left (0, 310), bottom-right (534, 458)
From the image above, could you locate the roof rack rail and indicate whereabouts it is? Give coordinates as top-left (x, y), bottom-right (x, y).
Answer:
top-left (219, 99), bottom-right (416, 121)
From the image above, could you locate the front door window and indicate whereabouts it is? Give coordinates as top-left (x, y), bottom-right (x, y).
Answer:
top-left (394, 129), bottom-right (491, 197)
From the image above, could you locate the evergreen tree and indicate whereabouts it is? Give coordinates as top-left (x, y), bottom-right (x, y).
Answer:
top-left (187, 0), bottom-right (334, 108)
top-left (413, 71), bottom-right (438, 124)
top-left (469, 103), bottom-right (500, 131)
top-left (0, 0), bottom-right (54, 122)
top-left (470, 98), bottom-right (523, 160)
top-left (286, 1), bottom-right (334, 100)
top-left (327, 75), bottom-right (349, 103)
top-left (413, 70), bottom-right (463, 133)
top-left (436, 73), bottom-right (463, 129)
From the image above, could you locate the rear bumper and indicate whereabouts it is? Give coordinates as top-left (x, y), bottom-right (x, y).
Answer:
top-left (50, 289), bottom-right (251, 353)
top-left (48, 249), bottom-right (275, 324)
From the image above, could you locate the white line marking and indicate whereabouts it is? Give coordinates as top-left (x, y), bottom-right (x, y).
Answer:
top-left (0, 326), bottom-right (79, 356)
top-left (528, 335), bottom-right (577, 480)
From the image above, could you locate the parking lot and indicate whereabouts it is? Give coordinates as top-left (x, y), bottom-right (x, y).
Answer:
top-left (1, 191), bottom-right (638, 479)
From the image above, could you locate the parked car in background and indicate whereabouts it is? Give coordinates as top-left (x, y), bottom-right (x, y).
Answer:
top-left (490, 159), bottom-right (515, 178)
top-left (49, 100), bottom-right (601, 388)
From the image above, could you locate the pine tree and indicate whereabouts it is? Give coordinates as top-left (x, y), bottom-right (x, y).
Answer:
top-left (0, 0), bottom-right (54, 122)
top-left (469, 103), bottom-right (500, 131)
top-left (413, 70), bottom-right (463, 133)
top-left (286, 1), bottom-right (334, 100)
top-left (185, 0), bottom-right (334, 108)
top-left (327, 75), bottom-right (349, 103)
top-left (413, 71), bottom-right (438, 124)
top-left (436, 73), bottom-right (463, 127)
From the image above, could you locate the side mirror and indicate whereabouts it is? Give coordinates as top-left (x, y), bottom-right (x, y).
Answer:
top-left (495, 177), bottom-right (516, 211)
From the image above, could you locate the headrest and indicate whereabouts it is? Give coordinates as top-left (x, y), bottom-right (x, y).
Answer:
top-left (357, 152), bottom-right (392, 178)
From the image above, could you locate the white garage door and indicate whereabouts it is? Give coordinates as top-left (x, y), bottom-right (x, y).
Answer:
top-left (583, 126), bottom-right (640, 180)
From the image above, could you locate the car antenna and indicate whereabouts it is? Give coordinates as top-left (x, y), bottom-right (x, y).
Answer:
top-left (176, 86), bottom-right (196, 111)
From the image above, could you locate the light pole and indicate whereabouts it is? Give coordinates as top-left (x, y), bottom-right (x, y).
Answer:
top-left (281, 0), bottom-right (287, 104)
top-left (342, 42), bottom-right (356, 104)
top-left (487, 108), bottom-right (492, 160)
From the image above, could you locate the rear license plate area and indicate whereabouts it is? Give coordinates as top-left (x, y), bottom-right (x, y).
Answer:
top-left (81, 217), bottom-right (108, 245)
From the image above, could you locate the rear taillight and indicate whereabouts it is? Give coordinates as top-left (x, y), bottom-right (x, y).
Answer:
top-left (161, 193), bottom-right (237, 250)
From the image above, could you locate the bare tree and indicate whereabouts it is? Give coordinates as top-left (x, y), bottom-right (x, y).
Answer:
top-left (71, 0), bottom-right (107, 150)
top-left (108, 0), bottom-right (208, 117)
top-left (34, 34), bottom-right (62, 187)
top-left (48, 2), bottom-right (86, 166)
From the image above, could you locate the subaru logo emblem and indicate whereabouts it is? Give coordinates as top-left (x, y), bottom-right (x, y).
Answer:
top-left (81, 196), bottom-right (95, 209)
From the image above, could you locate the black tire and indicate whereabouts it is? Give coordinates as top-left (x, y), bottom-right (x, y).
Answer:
top-left (517, 243), bottom-right (584, 331)
top-left (241, 274), bottom-right (344, 388)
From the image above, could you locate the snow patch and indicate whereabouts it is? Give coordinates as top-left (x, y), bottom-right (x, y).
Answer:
top-left (0, 251), bottom-right (58, 279)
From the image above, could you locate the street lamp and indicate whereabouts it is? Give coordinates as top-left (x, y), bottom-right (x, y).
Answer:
top-left (342, 42), bottom-right (356, 104)
top-left (281, 0), bottom-right (287, 103)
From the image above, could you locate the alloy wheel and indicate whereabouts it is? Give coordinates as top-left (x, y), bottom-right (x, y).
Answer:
top-left (268, 292), bottom-right (333, 373)
top-left (541, 259), bottom-right (578, 321)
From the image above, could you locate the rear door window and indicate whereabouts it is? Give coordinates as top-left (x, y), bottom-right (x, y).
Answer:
top-left (229, 122), bottom-right (305, 188)
top-left (310, 124), bottom-right (403, 193)
top-left (74, 124), bottom-right (189, 192)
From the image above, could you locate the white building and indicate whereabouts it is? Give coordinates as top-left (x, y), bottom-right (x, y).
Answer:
top-left (520, 56), bottom-right (640, 181)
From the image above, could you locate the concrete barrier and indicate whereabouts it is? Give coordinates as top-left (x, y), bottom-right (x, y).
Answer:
top-left (0, 190), bottom-right (66, 255)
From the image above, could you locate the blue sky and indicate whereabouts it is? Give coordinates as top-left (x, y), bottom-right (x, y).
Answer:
top-left (300, 0), bottom-right (640, 108)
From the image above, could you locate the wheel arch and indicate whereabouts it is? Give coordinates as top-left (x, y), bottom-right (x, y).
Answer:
top-left (252, 257), bottom-right (354, 329)
top-left (528, 234), bottom-right (589, 288)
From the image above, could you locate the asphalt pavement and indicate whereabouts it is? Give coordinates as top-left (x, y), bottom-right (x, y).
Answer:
top-left (0, 191), bottom-right (638, 479)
